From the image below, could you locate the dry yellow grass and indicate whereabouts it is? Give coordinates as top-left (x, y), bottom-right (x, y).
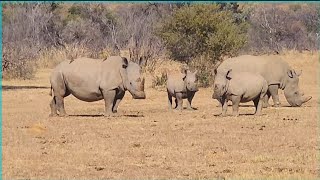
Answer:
top-left (2, 51), bottom-right (319, 179)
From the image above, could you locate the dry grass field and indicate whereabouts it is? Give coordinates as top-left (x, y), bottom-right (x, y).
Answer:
top-left (3, 51), bottom-right (319, 180)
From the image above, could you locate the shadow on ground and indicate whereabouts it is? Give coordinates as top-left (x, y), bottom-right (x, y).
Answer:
top-left (2, 86), bottom-right (50, 90)
top-left (68, 114), bottom-right (145, 118)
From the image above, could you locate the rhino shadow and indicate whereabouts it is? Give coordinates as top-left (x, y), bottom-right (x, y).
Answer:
top-left (69, 114), bottom-right (144, 118)
top-left (2, 85), bottom-right (50, 90)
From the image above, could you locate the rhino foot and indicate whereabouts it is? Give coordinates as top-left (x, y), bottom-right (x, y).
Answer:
top-left (272, 103), bottom-right (281, 107)
top-left (104, 113), bottom-right (112, 117)
top-left (59, 113), bottom-right (69, 117)
top-left (49, 113), bottom-right (58, 117)
top-left (232, 111), bottom-right (239, 117)
top-left (186, 107), bottom-right (196, 111)
top-left (263, 103), bottom-right (269, 108)
top-left (104, 113), bottom-right (120, 118)
top-left (219, 113), bottom-right (227, 117)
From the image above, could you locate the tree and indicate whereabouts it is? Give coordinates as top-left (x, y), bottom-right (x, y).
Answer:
top-left (247, 4), bottom-right (318, 54)
top-left (114, 3), bottom-right (175, 63)
top-left (2, 3), bottom-right (56, 79)
top-left (157, 4), bottom-right (248, 64)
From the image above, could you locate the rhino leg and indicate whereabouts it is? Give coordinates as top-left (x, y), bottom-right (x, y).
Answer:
top-left (112, 90), bottom-right (125, 113)
top-left (174, 98), bottom-right (178, 109)
top-left (167, 90), bottom-right (173, 110)
top-left (49, 97), bottom-right (58, 117)
top-left (102, 89), bottom-right (116, 117)
top-left (56, 96), bottom-right (68, 117)
top-left (186, 92), bottom-right (195, 110)
top-left (50, 72), bottom-right (70, 117)
top-left (221, 98), bottom-right (228, 117)
top-left (175, 92), bottom-right (183, 111)
top-left (216, 100), bottom-right (222, 107)
top-left (263, 91), bottom-right (271, 108)
top-left (231, 96), bottom-right (240, 117)
top-left (253, 97), bottom-right (263, 116)
top-left (269, 84), bottom-right (281, 107)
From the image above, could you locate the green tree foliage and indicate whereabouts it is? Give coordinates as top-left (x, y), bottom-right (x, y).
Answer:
top-left (157, 4), bottom-right (248, 63)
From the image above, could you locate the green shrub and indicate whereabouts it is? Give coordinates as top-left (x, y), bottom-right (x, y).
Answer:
top-left (157, 4), bottom-right (248, 64)
top-left (188, 55), bottom-right (214, 88)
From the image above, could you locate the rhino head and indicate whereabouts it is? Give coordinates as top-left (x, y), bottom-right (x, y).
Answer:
top-left (284, 69), bottom-right (311, 107)
top-left (121, 57), bottom-right (146, 99)
top-left (182, 69), bottom-right (199, 92)
top-left (212, 69), bottom-right (232, 99)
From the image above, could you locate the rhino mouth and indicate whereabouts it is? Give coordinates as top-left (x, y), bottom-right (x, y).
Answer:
top-left (187, 87), bottom-right (199, 92)
top-left (127, 78), bottom-right (146, 99)
top-left (287, 95), bottom-right (312, 107)
top-left (131, 90), bottom-right (146, 99)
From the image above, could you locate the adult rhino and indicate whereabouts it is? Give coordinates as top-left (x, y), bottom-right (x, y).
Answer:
top-left (49, 56), bottom-right (146, 117)
top-left (212, 55), bottom-right (312, 107)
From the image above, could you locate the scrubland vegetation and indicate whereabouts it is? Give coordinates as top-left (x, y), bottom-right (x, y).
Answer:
top-left (2, 3), bottom-right (319, 86)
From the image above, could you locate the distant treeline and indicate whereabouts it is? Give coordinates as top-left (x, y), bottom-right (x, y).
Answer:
top-left (2, 3), bottom-right (319, 79)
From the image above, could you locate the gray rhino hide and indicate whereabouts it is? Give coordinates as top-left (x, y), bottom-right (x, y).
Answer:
top-left (213, 55), bottom-right (311, 107)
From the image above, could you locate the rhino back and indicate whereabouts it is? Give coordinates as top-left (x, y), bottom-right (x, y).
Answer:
top-left (218, 55), bottom-right (290, 85)
top-left (228, 72), bottom-right (266, 102)
top-left (58, 57), bottom-right (122, 102)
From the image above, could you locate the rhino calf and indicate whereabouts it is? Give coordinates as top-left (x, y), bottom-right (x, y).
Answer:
top-left (167, 69), bottom-right (198, 110)
top-left (213, 55), bottom-right (312, 107)
top-left (213, 69), bottom-right (268, 116)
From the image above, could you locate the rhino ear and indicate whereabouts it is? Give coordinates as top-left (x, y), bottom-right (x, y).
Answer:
top-left (226, 69), bottom-right (233, 80)
top-left (295, 70), bottom-right (302, 76)
top-left (182, 69), bottom-right (187, 81)
top-left (287, 69), bottom-right (294, 78)
top-left (122, 57), bottom-right (128, 69)
top-left (212, 69), bottom-right (217, 76)
top-left (138, 57), bottom-right (146, 67)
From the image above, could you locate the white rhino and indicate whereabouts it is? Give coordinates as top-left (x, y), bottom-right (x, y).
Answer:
top-left (49, 56), bottom-right (146, 117)
top-left (167, 69), bottom-right (198, 110)
top-left (213, 55), bottom-right (312, 107)
top-left (214, 70), bottom-right (268, 116)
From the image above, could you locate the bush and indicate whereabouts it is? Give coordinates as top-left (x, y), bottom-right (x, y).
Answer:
top-left (157, 4), bottom-right (248, 64)
top-left (2, 3), bottom-right (55, 79)
top-left (246, 4), bottom-right (318, 54)
top-left (4, 3), bottom-right (318, 80)
top-left (188, 56), bottom-right (214, 88)
top-left (151, 72), bottom-right (167, 88)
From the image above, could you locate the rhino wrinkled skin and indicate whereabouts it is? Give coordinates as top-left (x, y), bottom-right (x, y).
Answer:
top-left (167, 69), bottom-right (199, 111)
top-left (213, 70), bottom-right (268, 116)
top-left (212, 55), bottom-right (312, 107)
top-left (49, 56), bottom-right (146, 117)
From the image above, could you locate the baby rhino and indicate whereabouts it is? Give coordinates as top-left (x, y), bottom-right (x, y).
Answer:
top-left (167, 69), bottom-right (198, 110)
top-left (213, 69), bottom-right (268, 116)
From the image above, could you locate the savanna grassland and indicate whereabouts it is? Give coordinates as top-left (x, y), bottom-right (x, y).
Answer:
top-left (3, 51), bottom-right (319, 180)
